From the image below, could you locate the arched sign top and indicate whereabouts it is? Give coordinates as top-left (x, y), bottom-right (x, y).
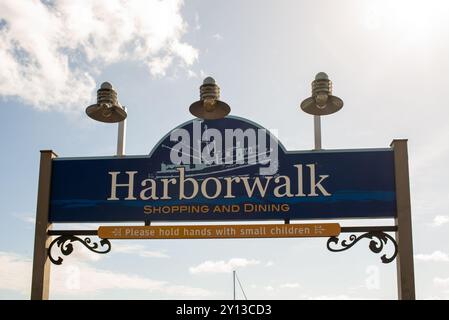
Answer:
top-left (147, 115), bottom-right (284, 178)
top-left (148, 115), bottom-right (288, 159)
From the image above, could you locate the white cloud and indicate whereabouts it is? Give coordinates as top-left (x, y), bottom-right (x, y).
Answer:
top-left (162, 285), bottom-right (211, 297)
top-left (0, 251), bottom-right (211, 298)
top-left (64, 244), bottom-right (105, 263)
top-left (434, 277), bottom-right (449, 287)
top-left (187, 70), bottom-right (197, 78)
top-left (194, 12), bottom-right (201, 31)
top-left (423, 295), bottom-right (445, 300)
top-left (171, 40), bottom-right (198, 65)
top-left (415, 251), bottom-right (449, 262)
top-left (19, 216), bottom-right (35, 224)
top-left (265, 261), bottom-right (274, 267)
top-left (212, 33), bottom-right (223, 40)
top-left (189, 258), bottom-right (260, 274)
top-left (306, 294), bottom-right (352, 300)
top-left (48, 241), bottom-right (169, 263)
top-left (264, 285), bottom-right (274, 291)
top-left (51, 263), bottom-right (211, 298)
top-left (113, 243), bottom-right (169, 258)
top-left (0, 252), bottom-right (31, 294)
top-left (279, 283), bottom-right (300, 289)
top-left (432, 215), bottom-right (449, 227)
top-left (52, 263), bottom-right (166, 295)
top-left (12, 213), bottom-right (35, 225)
top-left (199, 70), bottom-right (207, 79)
top-left (0, 0), bottom-right (198, 112)
top-left (147, 56), bottom-right (174, 77)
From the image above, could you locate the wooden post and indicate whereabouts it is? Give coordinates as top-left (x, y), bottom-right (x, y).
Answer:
top-left (31, 150), bottom-right (57, 300)
top-left (390, 140), bottom-right (415, 300)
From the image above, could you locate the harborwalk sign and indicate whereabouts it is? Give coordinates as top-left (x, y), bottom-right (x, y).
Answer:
top-left (49, 116), bottom-right (396, 222)
top-left (31, 115), bottom-right (415, 300)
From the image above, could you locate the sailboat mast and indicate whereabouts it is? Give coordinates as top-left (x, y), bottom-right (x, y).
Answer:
top-left (233, 270), bottom-right (236, 300)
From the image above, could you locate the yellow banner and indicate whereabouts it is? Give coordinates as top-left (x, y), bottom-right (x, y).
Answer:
top-left (98, 223), bottom-right (340, 240)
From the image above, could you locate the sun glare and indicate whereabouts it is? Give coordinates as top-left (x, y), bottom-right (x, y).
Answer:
top-left (363, 0), bottom-right (449, 45)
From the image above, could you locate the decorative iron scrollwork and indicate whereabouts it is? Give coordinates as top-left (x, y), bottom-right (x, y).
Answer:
top-left (327, 231), bottom-right (398, 263)
top-left (48, 235), bottom-right (111, 265)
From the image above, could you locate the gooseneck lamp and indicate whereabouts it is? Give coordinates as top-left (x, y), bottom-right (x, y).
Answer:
top-left (85, 82), bottom-right (127, 156)
top-left (300, 73), bottom-right (344, 150)
top-left (189, 77), bottom-right (231, 120)
top-left (300, 72), bottom-right (343, 116)
top-left (86, 82), bottom-right (127, 123)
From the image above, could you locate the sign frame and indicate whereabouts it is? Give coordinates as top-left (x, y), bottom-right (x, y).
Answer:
top-left (30, 118), bottom-right (415, 300)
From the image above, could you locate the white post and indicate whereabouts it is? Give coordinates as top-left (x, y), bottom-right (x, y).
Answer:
top-left (314, 115), bottom-right (322, 150)
top-left (117, 106), bottom-right (126, 156)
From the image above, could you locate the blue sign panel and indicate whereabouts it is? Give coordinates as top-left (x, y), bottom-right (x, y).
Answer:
top-left (49, 116), bottom-right (397, 222)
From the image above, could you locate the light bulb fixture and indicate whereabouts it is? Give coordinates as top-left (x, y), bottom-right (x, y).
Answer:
top-left (86, 82), bottom-right (127, 123)
top-left (189, 77), bottom-right (231, 120)
top-left (300, 72), bottom-right (343, 116)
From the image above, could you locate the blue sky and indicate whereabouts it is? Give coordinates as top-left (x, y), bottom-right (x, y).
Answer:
top-left (1, 0), bottom-right (449, 299)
